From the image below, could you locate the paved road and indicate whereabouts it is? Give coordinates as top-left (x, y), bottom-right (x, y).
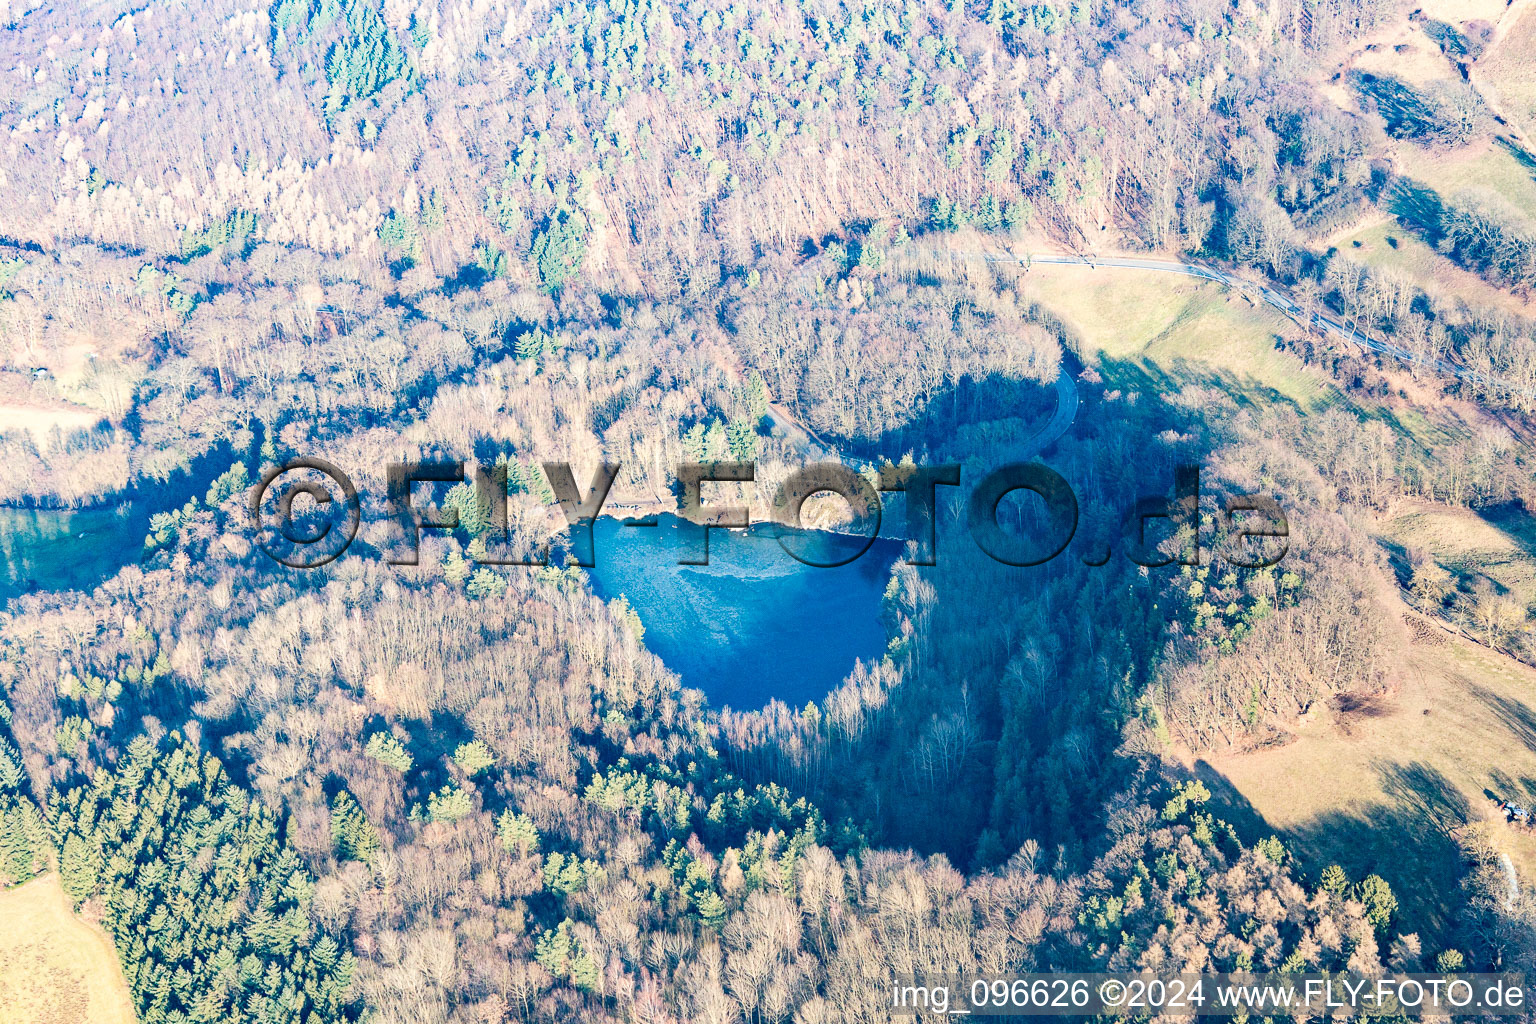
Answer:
top-left (1020, 359), bottom-right (1080, 459)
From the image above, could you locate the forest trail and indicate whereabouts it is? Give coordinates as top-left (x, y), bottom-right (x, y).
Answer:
top-left (705, 340), bottom-right (840, 461)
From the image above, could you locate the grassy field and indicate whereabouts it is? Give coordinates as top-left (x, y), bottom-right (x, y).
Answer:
top-left (1319, 0), bottom-right (1506, 115)
top-left (1020, 255), bottom-right (1536, 946)
top-left (1348, 25), bottom-right (1460, 88)
top-left (1378, 498), bottom-right (1536, 610)
top-left (1201, 617), bottom-right (1536, 945)
top-left (1477, 1), bottom-right (1536, 140)
top-left (1417, 0), bottom-right (1512, 27)
top-left (1333, 218), bottom-right (1536, 317)
top-left (0, 873), bottom-right (136, 1024)
top-left (0, 404), bottom-right (104, 446)
top-left (987, 246), bottom-right (1532, 948)
top-left (1017, 263), bottom-right (1332, 409)
top-left (1404, 138), bottom-right (1536, 219)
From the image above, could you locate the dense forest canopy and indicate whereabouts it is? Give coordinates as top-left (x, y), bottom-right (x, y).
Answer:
top-left (3, 0), bottom-right (1536, 1019)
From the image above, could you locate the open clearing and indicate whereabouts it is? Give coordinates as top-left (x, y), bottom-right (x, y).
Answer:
top-left (1400, 138), bottom-right (1536, 220)
top-left (1014, 258), bottom-right (1475, 460)
top-left (1348, 24), bottom-right (1461, 89)
top-left (1319, 0), bottom-right (1504, 114)
top-left (0, 873), bottom-right (136, 1024)
top-left (0, 404), bottom-right (104, 446)
top-left (1201, 617), bottom-right (1536, 945)
top-left (1017, 263), bottom-right (1331, 409)
top-left (1378, 498), bottom-right (1536, 610)
top-left (1474, 0), bottom-right (1536, 140)
top-left (1415, 0), bottom-right (1516, 29)
top-left (1333, 217), bottom-right (1536, 317)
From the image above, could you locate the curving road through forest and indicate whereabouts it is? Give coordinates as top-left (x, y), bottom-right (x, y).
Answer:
top-left (1020, 358), bottom-right (1080, 459)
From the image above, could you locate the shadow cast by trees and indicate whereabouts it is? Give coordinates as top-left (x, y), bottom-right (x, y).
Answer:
top-left (1387, 178), bottom-right (1449, 246)
top-left (1469, 680), bottom-right (1536, 752)
top-left (1421, 19), bottom-right (1471, 59)
top-left (723, 349), bottom-right (1305, 870)
top-left (1350, 70), bottom-right (1483, 147)
top-left (1380, 760), bottom-right (1471, 837)
top-left (1351, 72), bottom-right (1445, 141)
top-left (1271, 760), bottom-right (1470, 941)
top-left (856, 371), bottom-right (1059, 463)
top-left (1498, 135), bottom-right (1536, 178)
top-left (1193, 758), bottom-right (1278, 840)
top-left (1187, 756), bottom-right (1474, 941)
top-left (1096, 351), bottom-right (1323, 416)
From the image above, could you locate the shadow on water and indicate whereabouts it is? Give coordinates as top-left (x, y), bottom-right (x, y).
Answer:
top-left (756, 359), bottom-right (1216, 863)
top-left (717, 349), bottom-right (1436, 875)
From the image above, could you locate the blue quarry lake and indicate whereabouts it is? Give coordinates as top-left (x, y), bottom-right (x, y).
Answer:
top-left (585, 514), bottom-right (899, 709)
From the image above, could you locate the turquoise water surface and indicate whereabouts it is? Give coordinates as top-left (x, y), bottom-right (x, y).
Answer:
top-left (0, 503), bottom-right (147, 604)
top-left (0, 451), bottom-right (227, 605)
